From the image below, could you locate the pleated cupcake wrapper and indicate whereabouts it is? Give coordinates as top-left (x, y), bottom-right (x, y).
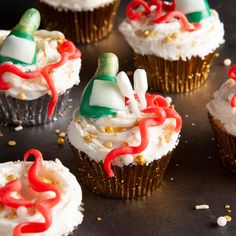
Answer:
top-left (208, 113), bottom-right (236, 173)
top-left (134, 52), bottom-right (216, 93)
top-left (37, 0), bottom-right (120, 44)
top-left (0, 89), bottom-right (71, 126)
top-left (69, 143), bottom-right (173, 199)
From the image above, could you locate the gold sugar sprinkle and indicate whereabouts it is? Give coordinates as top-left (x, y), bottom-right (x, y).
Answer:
top-left (40, 177), bottom-right (53, 184)
top-left (224, 215), bottom-right (232, 222)
top-left (162, 32), bottom-right (178, 43)
top-left (99, 126), bottom-right (106, 133)
top-left (135, 155), bottom-right (145, 165)
top-left (6, 175), bottom-right (17, 182)
top-left (5, 210), bottom-right (17, 219)
top-left (88, 132), bottom-right (98, 139)
top-left (105, 126), bottom-right (113, 133)
top-left (18, 92), bottom-right (26, 100)
top-left (83, 135), bottom-right (92, 143)
top-left (59, 132), bottom-right (66, 138)
top-left (227, 209), bottom-right (232, 213)
top-left (115, 127), bottom-right (127, 133)
top-left (8, 140), bottom-right (16, 146)
top-left (96, 216), bottom-right (102, 221)
top-left (57, 138), bottom-right (65, 145)
top-left (225, 205), bottom-right (230, 209)
top-left (54, 129), bottom-right (60, 134)
top-left (76, 119), bottom-right (81, 124)
top-left (103, 141), bottom-right (113, 149)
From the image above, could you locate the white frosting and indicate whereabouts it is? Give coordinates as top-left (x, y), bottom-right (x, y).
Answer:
top-left (207, 79), bottom-right (236, 136)
top-left (39, 0), bottom-right (115, 12)
top-left (0, 159), bottom-right (83, 236)
top-left (0, 30), bottom-right (81, 100)
top-left (68, 110), bottom-right (180, 167)
top-left (119, 10), bottom-right (224, 61)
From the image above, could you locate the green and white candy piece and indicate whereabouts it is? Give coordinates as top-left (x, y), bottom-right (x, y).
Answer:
top-left (80, 53), bottom-right (126, 119)
top-left (0, 8), bottom-right (40, 65)
top-left (175, 0), bottom-right (211, 23)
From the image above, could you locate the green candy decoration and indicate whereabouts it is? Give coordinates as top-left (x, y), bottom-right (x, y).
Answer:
top-left (0, 8), bottom-right (40, 65)
top-left (175, 0), bottom-right (211, 23)
top-left (79, 53), bottom-right (125, 119)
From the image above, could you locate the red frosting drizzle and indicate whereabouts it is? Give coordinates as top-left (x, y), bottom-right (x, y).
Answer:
top-left (13, 149), bottom-right (61, 236)
top-left (104, 93), bottom-right (182, 177)
top-left (228, 65), bottom-right (236, 107)
top-left (0, 40), bottom-right (81, 117)
top-left (126, 0), bottom-right (201, 32)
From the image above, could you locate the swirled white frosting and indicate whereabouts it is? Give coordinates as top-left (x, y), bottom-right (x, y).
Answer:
top-left (119, 10), bottom-right (224, 61)
top-left (0, 159), bottom-right (83, 236)
top-left (39, 0), bottom-right (115, 12)
top-left (0, 30), bottom-right (81, 100)
top-left (207, 79), bottom-right (236, 136)
top-left (68, 108), bottom-right (180, 167)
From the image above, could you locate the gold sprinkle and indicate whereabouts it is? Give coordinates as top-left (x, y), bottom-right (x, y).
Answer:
top-left (88, 132), bottom-right (98, 139)
top-left (0, 203), bottom-right (4, 212)
top-left (99, 126), bottom-right (106, 132)
top-left (54, 129), bottom-right (60, 134)
top-left (135, 155), bottom-right (145, 165)
top-left (18, 92), bottom-right (26, 100)
top-left (227, 209), bottom-right (232, 213)
top-left (59, 132), bottom-right (66, 138)
top-left (224, 215), bottom-right (232, 222)
top-left (225, 205), bottom-right (230, 209)
top-left (6, 175), bottom-right (17, 182)
top-left (40, 177), bottom-right (53, 184)
top-left (164, 134), bottom-right (171, 144)
top-left (5, 210), bottom-right (17, 219)
top-left (115, 127), bottom-right (127, 133)
top-left (143, 30), bottom-right (150, 37)
top-left (105, 126), bottom-right (113, 133)
top-left (57, 138), bottom-right (65, 145)
top-left (8, 140), bottom-right (16, 146)
top-left (83, 135), bottom-right (92, 143)
top-left (135, 118), bottom-right (141, 126)
top-left (162, 32), bottom-right (178, 43)
top-left (76, 119), bottom-right (81, 124)
top-left (96, 216), bottom-right (102, 221)
top-left (169, 104), bottom-right (175, 109)
top-left (103, 141), bottom-right (113, 149)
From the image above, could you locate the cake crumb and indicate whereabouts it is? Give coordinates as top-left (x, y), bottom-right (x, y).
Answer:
top-left (8, 140), bottom-right (16, 146)
top-left (223, 58), bottom-right (231, 66)
top-left (96, 216), bottom-right (102, 221)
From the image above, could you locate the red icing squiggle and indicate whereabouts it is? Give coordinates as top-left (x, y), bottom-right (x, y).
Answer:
top-left (13, 149), bottom-right (61, 236)
top-left (104, 93), bottom-right (182, 177)
top-left (126, 0), bottom-right (201, 32)
top-left (228, 65), bottom-right (236, 107)
top-left (0, 40), bottom-right (81, 117)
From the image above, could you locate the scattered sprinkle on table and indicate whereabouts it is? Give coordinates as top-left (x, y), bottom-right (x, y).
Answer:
top-left (15, 125), bottom-right (23, 131)
top-left (170, 177), bottom-right (174, 181)
top-left (195, 205), bottom-right (209, 210)
top-left (192, 123), bottom-right (195, 126)
top-left (54, 129), bottom-right (60, 134)
top-left (224, 205), bottom-right (230, 209)
top-left (68, 99), bottom-right (73, 102)
top-left (96, 216), bottom-right (102, 221)
top-left (224, 215), bottom-right (232, 222)
top-left (0, 131), bottom-right (3, 137)
top-left (57, 138), bottom-right (65, 145)
top-left (8, 140), bottom-right (16, 146)
top-left (185, 114), bottom-right (189, 118)
top-left (208, 156), bottom-right (212, 159)
top-left (59, 132), bottom-right (66, 138)
top-left (217, 216), bottom-right (227, 226)
top-left (223, 58), bottom-right (232, 66)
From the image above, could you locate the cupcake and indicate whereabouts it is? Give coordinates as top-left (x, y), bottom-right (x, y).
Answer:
top-left (119, 0), bottom-right (224, 93)
top-left (207, 65), bottom-right (236, 173)
top-left (0, 8), bottom-right (81, 126)
top-left (0, 149), bottom-right (83, 236)
top-left (68, 53), bottom-right (182, 199)
top-left (36, 0), bottom-right (120, 44)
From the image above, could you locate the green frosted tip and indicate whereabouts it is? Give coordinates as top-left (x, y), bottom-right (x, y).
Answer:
top-left (14, 8), bottom-right (41, 35)
top-left (95, 53), bottom-right (119, 77)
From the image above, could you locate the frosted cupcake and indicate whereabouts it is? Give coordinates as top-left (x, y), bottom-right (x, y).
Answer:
top-left (0, 9), bottom-right (81, 126)
top-left (119, 0), bottom-right (224, 93)
top-left (36, 0), bottom-right (120, 44)
top-left (68, 53), bottom-right (182, 199)
top-left (0, 149), bottom-right (83, 236)
top-left (207, 65), bottom-right (236, 173)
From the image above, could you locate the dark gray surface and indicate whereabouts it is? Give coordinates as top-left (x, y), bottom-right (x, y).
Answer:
top-left (0, 1), bottom-right (236, 236)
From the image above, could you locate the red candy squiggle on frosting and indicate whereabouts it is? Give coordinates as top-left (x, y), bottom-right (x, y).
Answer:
top-left (126, 0), bottom-right (201, 32)
top-left (228, 65), bottom-right (236, 107)
top-left (13, 149), bottom-right (61, 236)
top-left (0, 40), bottom-right (81, 117)
top-left (104, 93), bottom-right (182, 177)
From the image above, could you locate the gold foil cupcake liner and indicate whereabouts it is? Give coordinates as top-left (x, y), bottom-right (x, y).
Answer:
top-left (69, 144), bottom-right (173, 199)
top-left (134, 52), bottom-right (216, 93)
top-left (208, 113), bottom-right (236, 173)
top-left (37, 0), bottom-right (120, 44)
top-left (0, 89), bottom-right (71, 126)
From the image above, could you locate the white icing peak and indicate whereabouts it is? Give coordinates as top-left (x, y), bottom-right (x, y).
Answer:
top-left (119, 9), bottom-right (224, 61)
top-left (39, 0), bottom-right (115, 12)
top-left (0, 159), bottom-right (83, 236)
top-left (0, 30), bottom-right (81, 100)
top-left (207, 79), bottom-right (236, 136)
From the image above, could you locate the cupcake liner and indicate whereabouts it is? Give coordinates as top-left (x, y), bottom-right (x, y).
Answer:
top-left (134, 52), bottom-right (216, 93)
top-left (0, 89), bottom-right (71, 126)
top-left (69, 143), bottom-right (173, 199)
top-left (208, 113), bottom-right (236, 173)
top-left (37, 0), bottom-right (120, 44)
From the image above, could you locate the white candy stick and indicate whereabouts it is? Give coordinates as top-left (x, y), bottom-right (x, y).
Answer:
top-left (116, 71), bottom-right (140, 115)
top-left (133, 69), bottom-right (148, 109)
